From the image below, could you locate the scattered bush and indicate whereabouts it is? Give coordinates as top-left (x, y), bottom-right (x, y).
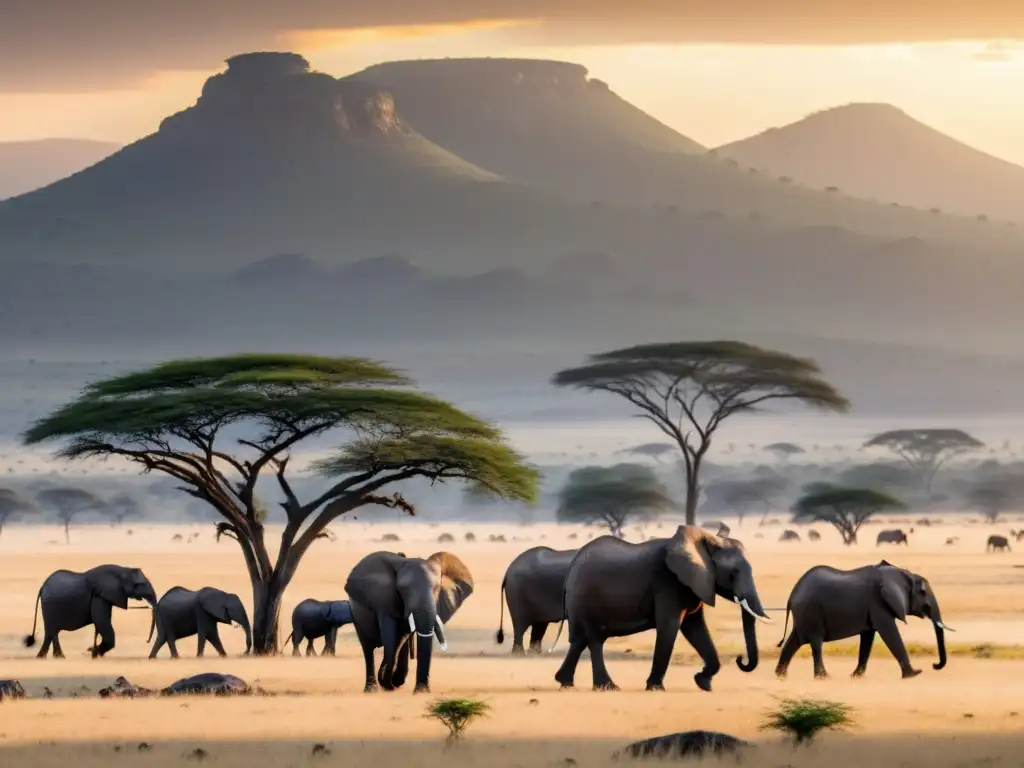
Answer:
top-left (761, 697), bottom-right (854, 745)
top-left (437, 533), bottom-right (455, 543)
top-left (426, 698), bottom-right (490, 744)
top-left (381, 533), bottom-right (400, 542)
top-left (464, 532), bottom-right (476, 542)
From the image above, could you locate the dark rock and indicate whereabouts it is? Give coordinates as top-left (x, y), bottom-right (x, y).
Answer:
top-left (615, 730), bottom-right (751, 760)
top-left (0, 680), bottom-right (26, 700)
top-left (161, 673), bottom-right (251, 696)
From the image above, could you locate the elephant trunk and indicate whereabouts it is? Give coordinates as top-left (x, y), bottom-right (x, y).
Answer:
top-left (411, 608), bottom-right (435, 691)
top-left (932, 622), bottom-right (947, 671)
top-left (240, 612), bottom-right (252, 655)
top-left (736, 602), bottom-right (760, 672)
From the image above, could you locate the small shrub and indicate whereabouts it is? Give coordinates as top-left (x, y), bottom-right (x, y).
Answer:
top-left (381, 533), bottom-right (400, 542)
top-left (437, 533), bottom-right (455, 543)
top-left (761, 698), bottom-right (854, 744)
top-left (464, 532), bottom-right (476, 542)
top-left (426, 698), bottom-right (490, 744)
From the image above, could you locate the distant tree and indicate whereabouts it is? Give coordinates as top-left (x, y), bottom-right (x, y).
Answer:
top-left (0, 489), bottom-right (39, 538)
top-left (35, 487), bottom-right (106, 543)
top-left (837, 461), bottom-right (918, 492)
top-left (965, 475), bottom-right (1024, 523)
top-left (23, 354), bottom-right (538, 654)
top-left (556, 463), bottom-right (674, 538)
top-left (701, 475), bottom-right (789, 525)
top-left (765, 442), bottom-right (805, 461)
top-left (791, 484), bottom-right (905, 545)
top-left (864, 429), bottom-right (984, 494)
top-left (104, 492), bottom-right (142, 526)
top-left (617, 442), bottom-right (676, 463)
top-left (552, 342), bottom-right (848, 525)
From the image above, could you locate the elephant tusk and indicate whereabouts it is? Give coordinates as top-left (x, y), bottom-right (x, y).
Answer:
top-left (738, 597), bottom-right (772, 623)
top-left (434, 615), bottom-right (448, 652)
top-left (409, 614), bottom-right (417, 634)
top-left (935, 622), bottom-right (956, 632)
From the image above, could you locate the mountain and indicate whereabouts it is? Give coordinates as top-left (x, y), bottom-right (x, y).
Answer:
top-left (0, 138), bottom-right (119, 200)
top-left (716, 103), bottom-right (1024, 222)
top-left (353, 59), bottom-right (1021, 248)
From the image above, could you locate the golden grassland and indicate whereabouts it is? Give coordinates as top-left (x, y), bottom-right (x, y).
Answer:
top-left (0, 517), bottom-right (1022, 766)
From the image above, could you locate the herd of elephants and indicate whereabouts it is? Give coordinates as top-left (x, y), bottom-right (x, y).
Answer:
top-left (21, 525), bottom-right (957, 693)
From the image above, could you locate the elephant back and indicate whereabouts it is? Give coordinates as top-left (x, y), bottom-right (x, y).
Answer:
top-left (40, 570), bottom-right (87, 601)
top-left (324, 601), bottom-right (353, 625)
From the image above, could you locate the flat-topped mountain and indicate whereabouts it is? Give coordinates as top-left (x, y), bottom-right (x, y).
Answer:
top-left (717, 103), bottom-right (1024, 222)
top-left (0, 138), bottom-right (119, 200)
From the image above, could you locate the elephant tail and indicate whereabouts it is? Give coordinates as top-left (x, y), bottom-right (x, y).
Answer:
top-left (23, 589), bottom-right (41, 647)
top-left (495, 577), bottom-right (506, 645)
top-left (548, 579), bottom-right (568, 654)
top-left (283, 631), bottom-right (294, 650)
top-left (776, 604), bottom-right (792, 648)
top-left (146, 605), bottom-right (157, 643)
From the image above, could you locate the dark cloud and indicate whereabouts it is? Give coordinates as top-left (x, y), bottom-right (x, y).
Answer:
top-left (4, 1), bottom-right (1024, 92)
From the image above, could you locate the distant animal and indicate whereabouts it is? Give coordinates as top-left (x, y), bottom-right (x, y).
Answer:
top-left (99, 673), bottom-right (253, 698)
top-left (489, 534), bottom-right (507, 543)
top-left (552, 525), bottom-right (768, 693)
top-left (616, 730), bottom-right (751, 760)
top-left (1011, 529), bottom-right (1024, 542)
top-left (945, 537), bottom-right (959, 546)
top-left (464, 532), bottom-right (476, 542)
top-left (284, 598), bottom-right (354, 656)
top-left (496, 546), bottom-right (577, 655)
top-left (779, 529), bottom-right (801, 542)
top-left (24, 565), bottom-right (158, 658)
top-left (437, 533), bottom-right (455, 543)
top-left (807, 530), bottom-right (821, 542)
top-left (987, 535), bottom-right (1011, 552)
top-left (775, 560), bottom-right (951, 680)
top-left (148, 586), bottom-right (251, 658)
top-left (876, 529), bottom-right (910, 546)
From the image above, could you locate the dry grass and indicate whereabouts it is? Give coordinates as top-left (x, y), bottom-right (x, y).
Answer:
top-left (0, 517), bottom-right (1022, 765)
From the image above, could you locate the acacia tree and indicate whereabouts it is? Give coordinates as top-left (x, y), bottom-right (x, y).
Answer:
top-left (556, 463), bottom-right (674, 538)
top-left (965, 475), bottom-right (1024, 523)
top-left (36, 487), bottom-right (106, 543)
top-left (0, 489), bottom-right (39, 538)
top-left (552, 342), bottom-right (849, 525)
top-left (765, 442), bottom-right (805, 461)
top-left (105, 492), bottom-right (143, 526)
top-left (702, 475), bottom-right (788, 526)
top-left (616, 442), bottom-right (676, 463)
top-left (864, 429), bottom-right (983, 495)
top-left (23, 354), bottom-right (538, 654)
top-left (791, 484), bottom-right (905, 545)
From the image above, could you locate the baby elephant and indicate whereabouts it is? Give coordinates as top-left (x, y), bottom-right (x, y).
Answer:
top-left (148, 586), bottom-right (252, 658)
top-left (775, 560), bottom-right (952, 680)
top-left (987, 535), bottom-right (1012, 552)
top-left (285, 599), bottom-right (354, 656)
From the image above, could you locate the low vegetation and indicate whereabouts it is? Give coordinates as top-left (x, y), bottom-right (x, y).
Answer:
top-left (761, 698), bottom-right (854, 744)
top-left (426, 698), bottom-right (490, 744)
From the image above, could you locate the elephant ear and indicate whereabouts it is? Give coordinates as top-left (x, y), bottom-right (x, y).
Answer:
top-left (198, 589), bottom-right (228, 620)
top-left (427, 551), bottom-right (474, 623)
top-left (86, 567), bottom-right (128, 610)
top-left (664, 526), bottom-right (716, 607)
top-left (345, 551), bottom-right (404, 617)
top-left (879, 569), bottom-right (910, 622)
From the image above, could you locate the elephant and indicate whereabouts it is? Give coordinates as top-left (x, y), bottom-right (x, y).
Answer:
top-left (24, 564), bottom-right (158, 658)
top-left (345, 550), bottom-right (474, 693)
top-left (147, 586), bottom-right (251, 658)
top-left (552, 525), bottom-right (769, 693)
top-left (876, 529), bottom-right (910, 546)
top-left (807, 530), bottom-right (821, 542)
top-left (774, 559), bottom-right (952, 680)
top-left (496, 546), bottom-right (577, 655)
top-left (284, 598), bottom-right (354, 656)
top-left (987, 535), bottom-right (1011, 552)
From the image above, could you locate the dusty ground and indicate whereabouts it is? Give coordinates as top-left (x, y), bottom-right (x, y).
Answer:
top-left (0, 517), bottom-right (1022, 766)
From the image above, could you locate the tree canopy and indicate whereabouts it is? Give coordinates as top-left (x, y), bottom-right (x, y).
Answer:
top-left (104, 492), bottom-right (143, 525)
top-left (35, 486), bottom-right (106, 543)
top-left (964, 474), bottom-right (1024, 523)
top-left (864, 429), bottom-right (983, 494)
top-left (0, 489), bottom-right (39, 537)
top-left (765, 442), bottom-right (805, 459)
top-left (556, 463), bottom-right (674, 538)
top-left (791, 484), bottom-right (905, 545)
top-left (700, 475), bottom-right (789, 525)
top-left (23, 353), bottom-right (539, 653)
top-left (616, 442), bottom-right (677, 462)
top-left (552, 341), bottom-right (849, 524)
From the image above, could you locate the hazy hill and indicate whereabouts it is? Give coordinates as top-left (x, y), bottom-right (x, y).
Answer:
top-left (354, 59), bottom-right (1021, 248)
top-left (717, 103), bottom-right (1024, 222)
top-left (0, 138), bottom-right (119, 200)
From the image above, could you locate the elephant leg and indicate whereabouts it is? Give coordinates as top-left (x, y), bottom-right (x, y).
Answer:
top-left (528, 624), bottom-right (548, 655)
top-left (377, 616), bottom-right (399, 691)
top-left (680, 609), bottom-right (721, 692)
top-left (90, 602), bottom-right (116, 657)
top-left (149, 630), bottom-right (167, 659)
top-left (588, 637), bottom-right (618, 691)
top-left (392, 637), bottom-right (411, 688)
top-left (166, 633), bottom-right (181, 659)
top-left (292, 634), bottom-right (302, 656)
top-left (809, 638), bottom-right (828, 679)
top-left (554, 634), bottom-right (587, 689)
top-left (876, 619), bottom-right (921, 678)
top-left (206, 625), bottom-right (227, 657)
top-left (51, 633), bottom-right (65, 659)
top-left (360, 642), bottom-right (378, 693)
top-left (852, 630), bottom-right (876, 677)
top-left (324, 627), bottom-right (338, 656)
top-left (775, 633), bottom-right (803, 678)
top-left (38, 632), bottom-right (54, 659)
top-left (306, 638), bottom-right (315, 657)
top-left (645, 610), bottom-right (682, 691)
top-left (196, 631), bottom-right (207, 658)
top-left (511, 617), bottom-right (528, 656)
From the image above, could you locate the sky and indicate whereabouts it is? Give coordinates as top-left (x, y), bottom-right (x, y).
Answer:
top-left (4, 2), bottom-right (1024, 163)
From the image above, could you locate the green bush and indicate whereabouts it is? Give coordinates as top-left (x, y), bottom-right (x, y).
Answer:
top-left (426, 698), bottom-right (490, 744)
top-left (760, 697), bottom-right (854, 744)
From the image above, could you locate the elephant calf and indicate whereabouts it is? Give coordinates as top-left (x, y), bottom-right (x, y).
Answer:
top-left (148, 586), bottom-right (251, 658)
top-left (876, 528), bottom-right (911, 546)
top-left (775, 560), bottom-right (952, 680)
top-left (987, 535), bottom-right (1011, 552)
top-left (285, 598), bottom-right (354, 656)
top-left (496, 546), bottom-right (577, 655)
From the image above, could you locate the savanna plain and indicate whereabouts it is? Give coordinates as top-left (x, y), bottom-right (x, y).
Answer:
top-left (0, 517), bottom-right (1022, 767)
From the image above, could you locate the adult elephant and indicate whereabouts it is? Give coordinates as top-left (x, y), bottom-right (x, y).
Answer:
top-left (24, 565), bottom-right (158, 658)
top-left (285, 598), bottom-right (354, 656)
top-left (147, 586), bottom-right (251, 658)
top-left (496, 546), bottom-right (577, 655)
top-left (345, 550), bottom-right (473, 693)
top-left (552, 526), bottom-right (769, 692)
top-left (774, 560), bottom-right (952, 679)
top-left (876, 529), bottom-right (910, 546)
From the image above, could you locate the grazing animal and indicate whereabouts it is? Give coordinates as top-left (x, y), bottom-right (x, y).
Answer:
top-left (779, 529), bottom-right (801, 542)
top-left (1011, 529), bottom-right (1024, 542)
top-left (876, 529), bottom-right (910, 546)
top-left (807, 530), bottom-right (821, 542)
top-left (284, 599), bottom-right (354, 656)
top-left (987, 535), bottom-right (1011, 552)
top-left (616, 730), bottom-right (751, 760)
top-left (496, 546), bottom-right (577, 655)
top-left (24, 565), bottom-right (158, 658)
top-left (945, 537), bottom-right (959, 546)
top-left (775, 560), bottom-right (951, 680)
top-left (148, 586), bottom-right (251, 658)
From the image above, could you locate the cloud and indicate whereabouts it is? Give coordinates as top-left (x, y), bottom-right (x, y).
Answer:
top-left (6, 1), bottom-right (1024, 92)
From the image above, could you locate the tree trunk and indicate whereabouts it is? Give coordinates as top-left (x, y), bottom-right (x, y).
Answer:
top-left (684, 468), bottom-right (700, 526)
top-left (64, 519), bottom-right (70, 544)
top-left (250, 578), bottom-right (285, 655)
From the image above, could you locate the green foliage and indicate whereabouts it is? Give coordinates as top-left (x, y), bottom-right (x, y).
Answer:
top-left (557, 463), bottom-right (674, 537)
top-left (760, 698), bottom-right (854, 744)
top-left (792, 484), bottom-right (905, 545)
top-left (864, 429), bottom-right (983, 493)
top-left (426, 698), bottom-right (490, 743)
top-left (552, 341), bottom-right (848, 524)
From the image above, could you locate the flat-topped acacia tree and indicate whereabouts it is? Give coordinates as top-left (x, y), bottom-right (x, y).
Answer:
top-left (552, 342), bottom-right (849, 525)
top-left (23, 354), bottom-right (538, 654)
top-left (863, 429), bottom-right (983, 495)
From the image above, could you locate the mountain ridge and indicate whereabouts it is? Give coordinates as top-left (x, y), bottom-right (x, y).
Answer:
top-left (0, 138), bottom-right (120, 200)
